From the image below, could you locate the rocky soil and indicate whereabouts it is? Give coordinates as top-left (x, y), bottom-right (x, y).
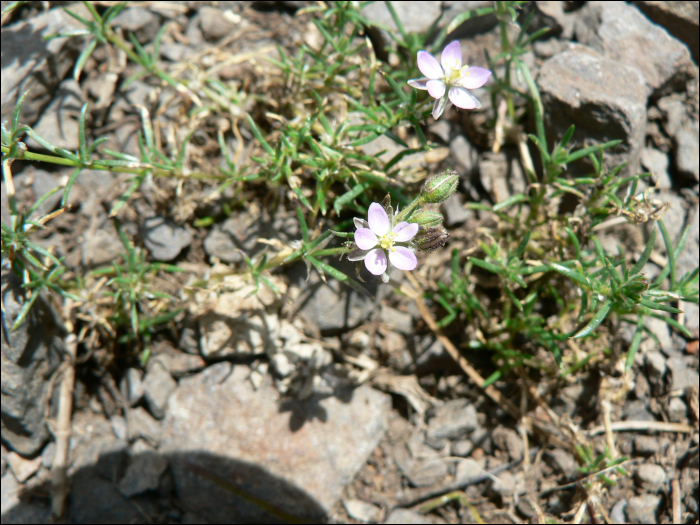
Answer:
top-left (1, 1), bottom-right (698, 524)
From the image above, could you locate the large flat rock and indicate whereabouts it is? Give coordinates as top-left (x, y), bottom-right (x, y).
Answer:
top-left (161, 364), bottom-right (391, 523)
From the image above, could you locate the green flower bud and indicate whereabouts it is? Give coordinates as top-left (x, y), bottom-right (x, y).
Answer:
top-left (621, 273), bottom-right (649, 303)
top-left (421, 170), bottom-right (459, 203)
top-left (414, 226), bottom-right (449, 252)
top-left (408, 210), bottom-right (444, 228)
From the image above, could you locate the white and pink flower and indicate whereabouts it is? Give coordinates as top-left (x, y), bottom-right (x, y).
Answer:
top-left (348, 202), bottom-right (418, 282)
top-left (408, 40), bottom-right (492, 120)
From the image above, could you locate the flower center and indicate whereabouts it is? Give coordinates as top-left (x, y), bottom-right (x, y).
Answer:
top-left (379, 232), bottom-right (396, 250)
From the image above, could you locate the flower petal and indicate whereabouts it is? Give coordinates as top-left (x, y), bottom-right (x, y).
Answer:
top-left (347, 248), bottom-right (369, 261)
top-left (364, 248), bottom-right (388, 275)
top-left (448, 87), bottom-right (481, 109)
top-left (457, 66), bottom-right (492, 89)
top-left (426, 79), bottom-right (446, 99)
top-left (417, 51), bottom-right (444, 79)
top-left (440, 40), bottom-right (462, 71)
top-left (367, 202), bottom-right (390, 236)
top-left (407, 78), bottom-right (429, 90)
top-left (389, 246), bottom-right (417, 271)
top-left (354, 228), bottom-right (378, 250)
top-left (392, 221), bottom-right (419, 242)
top-left (432, 96), bottom-right (448, 120)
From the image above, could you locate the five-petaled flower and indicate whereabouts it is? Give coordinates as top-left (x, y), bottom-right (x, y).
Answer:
top-left (408, 40), bottom-right (492, 120)
top-left (349, 203), bottom-right (418, 282)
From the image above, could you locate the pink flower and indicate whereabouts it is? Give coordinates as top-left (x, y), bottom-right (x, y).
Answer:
top-left (348, 202), bottom-right (418, 282)
top-left (407, 40), bottom-right (492, 120)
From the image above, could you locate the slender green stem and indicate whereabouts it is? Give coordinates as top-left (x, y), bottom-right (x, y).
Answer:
top-left (394, 196), bottom-right (424, 223)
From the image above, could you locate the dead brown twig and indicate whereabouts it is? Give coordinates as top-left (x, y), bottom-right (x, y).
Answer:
top-left (50, 334), bottom-right (77, 518)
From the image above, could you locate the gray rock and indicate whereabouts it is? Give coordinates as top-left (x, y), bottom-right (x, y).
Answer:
top-left (394, 444), bottom-right (448, 487)
top-left (667, 397), bottom-right (687, 423)
top-left (610, 499), bottom-right (627, 524)
top-left (644, 351), bottom-right (667, 384)
top-left (441, 193), bottom-right (471, 226)
top-left (378, 305), bottom-right (413, 335)
top-left (203, 226), bottom-right (243, 263)
top-left (676, 121), bottom-right (700, 183)
top-left (161, 365), bottom-right (391, 522)
top-left (31, 169), bottom-right (63, 217)
top-left (635, 464), bottom-right (667, 493)
top-left (439, 1), bottom-right (498, 39)
top-left (28, 79), bottom-right (83, 152)
top-left (478, 149), bottom-right (527, 204)
top-left (124, 367), bottom-right (145, 407)
top-left (1, 270), bottom-right (63, 456)
top-left (110, 7), bottom-right (160, 44)
top-left (451, 439), bottom-right (473, 457)
top-left (199, 6), bottom-right (239, 41)
top-left (293, 268), bottom-right (375, 333)
top-left (41, 441), bottom-right (55, 469)
top-left (574, 1), bottom-right (691, 94)
top-left (640, 147), bottom-right (671, 189)
top-left (429, 120), bottom-right (451, 143)
top-left (653, 191), bottom-right (687, 251)
top-left (72, 470), bottom-right (143, 524)
top-left (110, 415), bottom-right (128, 441)
top-left (425, 399), bottom-right (477, 449)
top-left (142, 362), bottom-right (177, 419)
top-left (521, 1), bottom-right (576, 40)
top-left (450, 134), bottom-right (478, 176)
top-left (82, 228), bottom-right (123, 268)
top-left (624, 400), bottom-right (655, 422)
top-left (1, 470), bottom-right (51, 524)
top-left (545, 448), bottom-right (577, 478)
top-left (490, 470), bottom-right (516, 499)
top-left (128, 406), bottom-right (162, 448)
top-left (342, 499), bottom-right (380, 523)
top-left (6, 451), bottom-right (42, 482)
top-left (667, 355), bottom-right (699, 393)
top-left (492, 426), bottom-right (524, 462)
top-left (384, 508), bottom-right (433, 524)
top-left (625, 494), bottom-right (661, 524)
top-left (635, 1), bottom-right (699, 64)
top-left (1, 6), bottom-right (86, 124)
top-left (537, 48), bottom-right (647, 177)
top-left (118, 452), bottom-right (169, 497)
top-left (634, 435), bottom-right (661, 455)
top-left (142, 216), bottom-right (193, 261)
top-left (360, 2), bottom-right (442, 59)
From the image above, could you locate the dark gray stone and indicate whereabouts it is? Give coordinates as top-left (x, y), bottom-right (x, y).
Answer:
top-left (537, 47), bottom-right (648, 177)
top-left (203, 226), bottom-right (243, 263)
top-left (28, 79), bottom-right (84, 151)
top-left (624, 400), bottom-right (655, 422)
top-left (425, 399), bottom-right (477, 449)
top-left (142, 216), bottom-right (193, 261)
top-left (118, 452), bottom-right (169, 497)
top-left (545, 448), bottom-right (577, 478)
top-left (110, 7), bottom-right (160, 44)
top-left (378, 305), bottom-right (413, 335)
top-left (640, 147), bottom-right (672, 189)
top-left (610, 499), bottom-right (627, 524)
top-left (142, 362), bottom-right (177, 419)
top-left (1, 271), bottom-right (63, 456)
top-left (82, 228), bottom-right (123, 268)
top-left (72, 470), bottom-right (143, 524)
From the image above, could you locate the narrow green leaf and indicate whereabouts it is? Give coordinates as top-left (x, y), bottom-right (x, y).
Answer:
top-left (246, 114), bottom-right (274, 155)
top-left (305, 255), bottom-right (373, 299)
top-left (572, 299), bottom-right (612, 339)
top-left (630, 227), bottom-right (656, 275)
top-left (548, 263), bottom-right (590, 288)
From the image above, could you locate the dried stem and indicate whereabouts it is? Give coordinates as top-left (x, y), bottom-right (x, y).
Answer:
top-left (51, 334), bottom-right (77, 518)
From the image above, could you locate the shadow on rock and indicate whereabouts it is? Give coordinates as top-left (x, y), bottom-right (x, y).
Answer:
top-left (2, 449), bottom-right (326, 524)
